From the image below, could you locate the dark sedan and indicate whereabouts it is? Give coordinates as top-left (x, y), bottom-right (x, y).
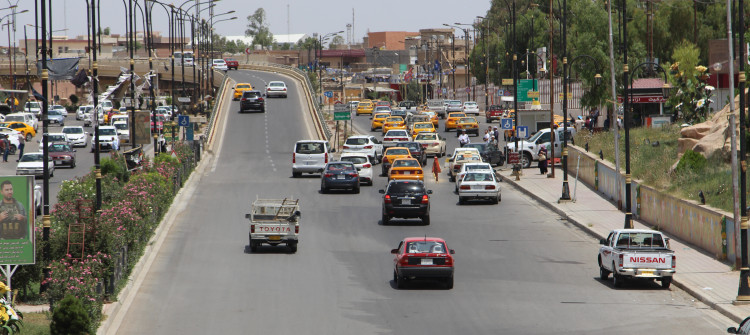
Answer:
top-left (380, 180), bottom-right (432, 225)
top-left (48, 142), bottom-right (76, 168)
top-left (398, 141), bottom-right (427, 167)
top-left (240, 90), bottom-right (265, 113)
top-left (463, 143), bottom-right (505, 166)
top-left (320, 161), bottom-right (360, 194)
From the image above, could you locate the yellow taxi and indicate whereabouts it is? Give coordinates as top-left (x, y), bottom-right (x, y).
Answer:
top-left (0, 122), bottom-right (35, 141)
top-left (445, 112), bottom-right (467, 131)
top-left (382, 116), bottom-right (406, 134)
top-left (381, 146), bottom-right (412, 176)
top-left (388, 157), bottom-right (424, 181)
top-left (411, 122), bottom-right (436, 137)
top-left (356, 101), bottom-right (375, 115)
top-left (233, 83), bottom-right (254, 100)
top-left (370, 112), bottom-right (391, 131)
top-left (455, 117), bottom-right (480, 136)
top-left (422, 110), bottom-right (440, 128)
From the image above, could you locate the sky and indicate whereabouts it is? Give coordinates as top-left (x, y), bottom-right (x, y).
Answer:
top-left (8, 0), bottom-right (491, 44)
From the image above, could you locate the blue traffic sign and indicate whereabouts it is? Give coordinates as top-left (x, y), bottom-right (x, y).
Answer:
top-left (501, 118), bottom-right (513, 130)
top-left (178, 115), bottom-right (190, 127)
top-left (324, 91), bottom-right (334, 98)
top-left (517, 126), bottom-right (529, 138)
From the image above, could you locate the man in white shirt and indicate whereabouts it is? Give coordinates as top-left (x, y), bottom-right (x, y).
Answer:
top-left (458, 130), bottom-right (470, 147)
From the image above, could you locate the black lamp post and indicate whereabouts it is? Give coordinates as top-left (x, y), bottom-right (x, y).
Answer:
top-left (735, 0), bottom-right (750, 302)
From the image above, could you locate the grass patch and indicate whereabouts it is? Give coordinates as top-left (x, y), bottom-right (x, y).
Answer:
top-left (20, 312), bottom-right (51, 335)
top-left (574, 125), bottom-right (742, 213)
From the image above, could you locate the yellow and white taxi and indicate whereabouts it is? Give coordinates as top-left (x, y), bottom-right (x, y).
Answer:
top-left (356, 101), bottom-right (375, 115)
top-left (382, 116), bottom-right (406, 134)
top-left (370, 112), bottom-right (391, 131)
top-left (411, 122), bottom-right (436, 137)
top-left (233, 83), bottom-right (253, 100)
top-left (381, 146), bottom-right (412, 176)
top-left (445, 112), bottom-right (467, 131)
top-left (388, 157), bottom-right (424, 181)
top-left (455, 117), bottom-right (480, 136)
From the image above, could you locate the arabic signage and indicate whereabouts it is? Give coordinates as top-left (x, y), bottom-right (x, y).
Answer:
top-left (616, 95), bottom-right (668, 104)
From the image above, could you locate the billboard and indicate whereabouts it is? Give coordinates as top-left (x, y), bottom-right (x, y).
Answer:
top-left (0, 176), bottom-right (35, 265)
top-left (133, 111), bottom-right (152, 145)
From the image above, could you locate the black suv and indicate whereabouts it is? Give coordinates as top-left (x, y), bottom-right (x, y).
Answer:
top-left (379, 180), bottom-right (432, 225)
top-left (463, 143), bottom-right (505, 166)
top-left (240, 90), bottom-right (265, 113)
top-left (399, 141), bottom-right (427, 167)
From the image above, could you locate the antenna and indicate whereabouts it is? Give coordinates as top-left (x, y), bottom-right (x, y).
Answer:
top-left (287, 4), bottom-right (290, 38)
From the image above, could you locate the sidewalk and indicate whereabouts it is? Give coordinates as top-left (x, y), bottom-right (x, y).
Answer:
top-left (501, 165), bottom-right (750, 323)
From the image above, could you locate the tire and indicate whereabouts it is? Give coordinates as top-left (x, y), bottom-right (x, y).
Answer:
top-left (599, 258), bottom-right (610, 280)
top-left (292, 171), bottom-right (302, 178)
top-left (661, 277), bottom-right (672, 289)
top-left (9, 145), bottom-right (15, 155)
top-left (492, 195), bottom-right (500, 204)
top-left (395, 270), bottom-right (405, 289)
top-left (382, 212), bottom-right (389, 225)
top-left (25, 133), bottom-right (32, 142)
top-left (353, 186), bottom-right (360, 194)
top-left (320, 186), bottom-right (327, 194)
top-left (422, 214), bottom-right (430, 225)
top-left (71, 161), bottom-right (76, 168)
top-left (522, 152), bottom-right (532, 169)
top-left (444, 276), bottom-right (454, 289)
top-left (288, 242), bottom-right (298, 253)
top-left (250, 242), bottom-right (258, 253)
top-left (612, 263), bottom-right (623, 288)
top-left (458, 197), bottom-right (466, 205)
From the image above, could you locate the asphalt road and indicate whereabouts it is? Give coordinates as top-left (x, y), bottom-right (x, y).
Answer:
top-left (114, 69), bottom-right (734, 334)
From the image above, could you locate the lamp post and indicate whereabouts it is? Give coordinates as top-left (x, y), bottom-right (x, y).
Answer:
top-left (453, 23), bottom-right (473, 102)
top-left (477, 16), bottom-right (489, 113)
top-left (316, 31), bottom-right (344, 104)
top-left (735, 0), bottom-right (750, 302)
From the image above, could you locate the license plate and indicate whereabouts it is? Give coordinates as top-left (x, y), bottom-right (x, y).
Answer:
top-left (337, 175), bottom-right (345, 179)
top-left (405, 171), bottom-right (412, 175)
top-left (472, 185), bottom-right (483, 190)
top-left (402, 198), bottom-right (411, 205)
top-left (641, 270), bottom-right (655, 276)
top-left (268, 236), bottom-right (281, 241)
top-left (421, 258), bottom-right (433, 265)
top-left (306, 161), bottom-right (313, 165)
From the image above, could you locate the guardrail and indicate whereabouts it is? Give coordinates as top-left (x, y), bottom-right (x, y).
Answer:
top-left (238, 62), bottom-right (330, 141)
top-left (204, 75), bottom-right (231, 146)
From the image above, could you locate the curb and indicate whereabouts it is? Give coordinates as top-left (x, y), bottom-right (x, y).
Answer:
top-left (501, 171), bottom-right (745, 324)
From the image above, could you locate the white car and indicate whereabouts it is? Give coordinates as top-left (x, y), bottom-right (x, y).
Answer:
top-left (24, 101), bottom-right (41, 117)
top-left (339, 152), bottom-right (374, 186)
top-left (62, 126), bottom-right (88, 147)
top-left (212, 59), bottom-right (228, 71)
top-left (76, 105), bottom-right (93, 120)
top-left (462, 101), bottom-right (480, 115)
top-left (266, 81), bottom-right (288, 98)
top-left (373, 106), bottom-right (391, 114)
top-left (155, 106), bottom-right (172, 120)
top-left (100, 100), bottom-right (114, 113)
top-left (94, 126), bottom-right (120, 152)
top-left (342, 135), bottom-right (383, 163)
top-left (413, 132), bottom-right (447, 157)
top-left (457, 171), bottom-right (501, 204)
top-left (50, 105), bottom-right (68, 117)
top-left (41, 132), bottom-right (72, 147)
top-left (454, 162), bottom-right (494, 192)
top-left (445, 100), bottom-right (463, 113)
top-left (16, 152), bottom-right (54, 178)
top-left (113, 121), bottom-right (130, 143)
top-left (382, 130), bottom-right (410, 148)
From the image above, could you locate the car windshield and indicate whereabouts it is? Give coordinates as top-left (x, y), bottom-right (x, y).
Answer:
top-left (386, 130), bottom-right (407, 137)
top-left (448, 101), bottom-right (462, 106)
top-left (100, 128), bottom-right (116, 135)
top-left (20, 154), bottom-right (42, 162)
top-left (386, 148), bottom-right (409, 156)
top-left (340, 156), bottom-right (368, 164)
top-left (415, 134), bottom-right (437, 141)
top-left (615, 232), bottom-right (666, 248)
top-left (405, 241), bottom-right (446, 254)
top-left (464, 102), bottom-right (477, 107)
top-left (270, 82), bottom-right (285, 87)
top-left (63, 128), bottom-right (83, 134)
top-left (374, 113), bottom-right (389, 119)
top-left (358, 102), bottom-right (371, 107)
top-left (415, 123), bottom-right (431, 129)
top-left (101, 101), bottom-right (113, 108)
top-left (326, 163), bottom-right (355, 172)
top-left (49, 135), bottom-right (66, 142)
top-left (4, 116), bottom-right (23, 122)
top-left (114, 123), bottom-right (128, 130)
top-left (463, 172), bottom-right (494, 182)
top-left (225, 58), bottom-right (235, 61)
top-left (466, 164), bottom-right (492, 171)
top-left (401, 143), bottom-right (420, 151)
top-left (388, 181), bottom-right (424, 193)
top-left (243, 92), bottom-right (261, 98)
top-left (386, 117), bottom-right (402, 122)
top-left (295, 142), bottom-right (324, 154)
top-left (391, 111), bottom-right (407, 117)
top-left (49, 144), bottom-right (71, 152)
top-left (49, 110), bottom-right (61, 116)
top-left (465, 143), bottom-right (487, 151)
top-left (393, 159), bottom-right (419, 167)
top-left (236, 84), bottom-right (251, 89)
top-left (345, 138), bottom-right (369, 145)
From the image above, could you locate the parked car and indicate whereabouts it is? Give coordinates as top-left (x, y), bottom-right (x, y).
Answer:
top-left (240, 91), bottom-right (265, 113)
top-left (48, 142), bottom-right (76, 168)
top-left (391, 236), bottom-right (454, 289)
top-left (505, 127), bottom-right (576, 168)
top-left (320, 161), bottom-right (360, 194)
top-left (380, 180), bottom-right (432, 225)
top-left (598, 229), bottom-right (676, 288)
top-left (223, 57), bottom-right (239, 70)
top-left (76, 105), bottom-right (94, 120)
top-left (47, 109), bottom-right (65, 126)
top-left (16, 152), bottom-right (54, 178)
top-left (265, 81), bottom-right (288, 98)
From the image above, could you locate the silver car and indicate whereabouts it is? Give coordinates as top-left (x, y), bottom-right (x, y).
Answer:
top-left (62, 126), bottom-right (88, 147)
top-left (266, 81), bottom-right (288, 98)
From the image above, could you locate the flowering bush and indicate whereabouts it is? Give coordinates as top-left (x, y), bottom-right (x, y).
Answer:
top-left (668, 62), bottom-right (714, 124)
top-left (0, 281), bottom-right (22, 334)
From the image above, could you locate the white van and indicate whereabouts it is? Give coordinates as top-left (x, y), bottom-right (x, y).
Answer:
top-left (5, 113), bottom-right (37, 131)
top-left (292, 140), bottom-right (332, 177)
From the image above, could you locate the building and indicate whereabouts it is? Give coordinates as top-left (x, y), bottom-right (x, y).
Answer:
top-left (365, 31), bottom-right (419, 50)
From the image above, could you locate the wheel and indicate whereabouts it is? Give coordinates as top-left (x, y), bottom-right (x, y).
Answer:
top-left (71, 161), bottom-right (76, 168)
top-left (599, 258), bottom-right (610, 280)
top-left (449, 175), bottom-right (455, 182)
top-left (444, 276), bottom-right (454, 289)
top-left (353, 186), bottom-right (360, 194)
top-left (320, 186), bottom-right (328, 194)
top-left (292, 171), bottom-right (302, 178)
top-left (395, 270), bottom-right (405, 289)
top-left (250, 242), bottom-right (258, 253)
top-left (492, 195), bottom-right (500, 204)
top-left (661, 277), bottom-right (672, 289)
top-left (382, 212), bottom-right (390, 225)
top-left (458, 197), bottom-right (466, 205)
top-left (25, 133), bottom-right (32, 142)
top-left (288, 242), bottom-right (298, 253)
top-left (9, 145), bottom-right (15, 155)
top-left (612, 263), bottom-right (623, 288)
top-left (522, 152), bottom-right (532, 169)
top-left (50, 169), bottom-right (54, 177)
top-left (421, 214), bottom-right (430, 225)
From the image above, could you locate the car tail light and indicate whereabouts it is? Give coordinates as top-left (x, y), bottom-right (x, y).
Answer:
top-left (295, 225), bottom-right (299, 234)
top-left (384, 195), bottom-right (392, 204)
top-left (421, 195), bottom-right (429, 204)
top-left (421, 144), bottom-right (428, 148)
top-left (348, 173), bottom-right (358, 177)
top-left (258, 97), bottom-right (264, 102)
top-left (618, 254), bottom-right (623, 267)
top-left (672, 255), bottom-right (676, 269)
top-left (250, 225), bottom-right (255, 233)
top-left (444, 257), bottom-right (453, 266)
top-left (382, 156), bottom-right (389, 163)
top-left (362, 163), bottom-right (372, 168)
top-left (384, 137), bottom-right (392, 141)
top-left (460, 185), bottom-right (470, 190)
top-left (324, 153), bottom-right (328, 163)
top-left (485, 185), bottom-right (496, 190)
top-left (343, 145), bottom-right (350, 149)
top-left (400, 256), bottom-right (410, 266)
top-left (283, 88), bottom-right (287, 91)
top-left (454, 164), bottom-right (462, 170)
top-left (324, 173), bottom-right (333, 178)
top-left (241, 98), bottom-right (246, 102)
top-left (364, 145), bottom-right (373, 149)
top-left (432, 142), bottom-right (439, 146)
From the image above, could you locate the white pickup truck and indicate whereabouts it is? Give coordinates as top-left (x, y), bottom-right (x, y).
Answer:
top-left (245, 198), bottom-right (300, 253)
top-left (598, 229), bottom-right (675, 288)
top-left (505, 127), bottom-right (575, 168)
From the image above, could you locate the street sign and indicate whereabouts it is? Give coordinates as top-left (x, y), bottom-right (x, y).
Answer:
top-left (517, 79), bottom-right (537, 102)
top-left (527, 91), bottom-right (540, 98)
top-left (517, 126), bottom-right (529, 138)
top-left (245, 47), bottom-right (252, 54)
top-left (557, 92), bottom-right (574, 99)
top-left (465, 87), bottom-right (470, 93)
top-left (502, 79), bottom-right (513, 85)
top-left (324, 91), bottom-right (333, 98)
top-left (501, 118), bottom-right (514, 130)
top-left (508, 152), bottom-right (520, 164)
top-left (178, 115), bottom-right (190, 127)
top-left (496, 89), bottom-right (504, 96)
top-left (186, 123), bottom-right (194, 141)
top-left (442, 88), bottom-right (447, 94)
top-left (177, 97), bottom-right (191, 103)
top-left (333, 104), bottom-right (350, 120)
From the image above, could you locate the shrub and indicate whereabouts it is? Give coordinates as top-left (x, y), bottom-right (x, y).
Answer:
top-left (100, 153), bottom-right (129, 183)
top-left (44, 254), bottom-right (108, 333)
top-left (50, 295), bottom-right (90, 335)
top-left (675, 149), bottom-right (706, 174)
top-left (68, 94), bottom-right (79, 106)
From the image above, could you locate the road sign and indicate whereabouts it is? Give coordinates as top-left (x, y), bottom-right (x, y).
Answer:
top-left (324, 91), bottom-right (333, 98)
top-left (186, 123), bottom-right (194, 141)
top-left (333, 104), bottom-right (350, 120)
top-left (496, 89), bottom-right (504, 96)
top-left (501, 118), bottom-right (514, 130)
top-left (178, 115), bottom-right (190, 127)
top-left (508, 152), bottom-right (520, 164)
top-left (527, 91), bottom-right (540, 98)
top-left (517, 126), bottom-right (529, 138)
top-left (245, 47), bottom-right (252, 54)
top-left (557, 92), bottom-right (574, 99)
top-left (177, 97), bottom-right (191, 103)
top-left (465, 87), bottom-right (470, 93)
top-left (442, 88), bottom-right (447, 94)
top-left (502, 79), bottom-right (513, 85)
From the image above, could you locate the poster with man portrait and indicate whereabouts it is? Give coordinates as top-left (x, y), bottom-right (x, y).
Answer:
top-left (0, 176), bottom-right (35, 265)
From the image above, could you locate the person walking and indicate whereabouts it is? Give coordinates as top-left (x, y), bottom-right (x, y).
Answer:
top-left (537, 145), bottom-right (548, 175)
top-left (483, 129), bottom-right (491, 143)
top-left (458, 130), bottom-right (470, 147)
top-left (493, 126), bottom-right (500, 144)
top-left (432, 156), bottom-right (441, 182)
top-left (0, 137), bottom-right (5, 163)
top-left (15, 133), bottom-right (24, 162)
top-left (2, 136), bottom-right (10, 163)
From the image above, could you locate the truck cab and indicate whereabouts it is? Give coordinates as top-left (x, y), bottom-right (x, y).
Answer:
top-left (505, 127), bottom-right (575, 168)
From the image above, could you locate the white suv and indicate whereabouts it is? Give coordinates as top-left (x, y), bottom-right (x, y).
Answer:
top-left (212, 59), bottom-right (228, 71)
top-left (342, 135), bottom-right (383, 163)
top-left (292, 140), bottom-right (331, 177)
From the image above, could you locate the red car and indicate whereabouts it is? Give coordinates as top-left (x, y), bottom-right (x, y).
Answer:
top-left (485, 104), bottom-right (505, 122)
top-left (151, 114), bottom-right (166, 133)
top-left (224, 58), bottom-right (239, 70)
top-left (391, 237), bottom-right (455, 289)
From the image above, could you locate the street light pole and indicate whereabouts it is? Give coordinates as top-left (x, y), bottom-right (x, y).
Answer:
top-left (622, 0), bottom-right (632, 229)
top-left (735, 0), bottom-right (750, 302)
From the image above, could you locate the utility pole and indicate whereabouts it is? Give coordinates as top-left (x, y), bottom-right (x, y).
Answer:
top-left (548, 0), bottom-right (556, 178)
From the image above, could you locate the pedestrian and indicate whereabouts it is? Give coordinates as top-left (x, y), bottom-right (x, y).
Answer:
top-left (2, 136), bottom-right (10, 163)
top-left (15, 133), bottom-right (24, 162)
top-left (483, 129), bottom-right (491, 143)
top-left (0, 137), bottom-right (5, 163)
top-left (537, 145), bottom-right (548, 175)
top-left (493, 126), bottom-right (500, 144)
top-left (458, 130), bottom-right (470, 147)
top-left (432, 156), bottom-right (441, 182)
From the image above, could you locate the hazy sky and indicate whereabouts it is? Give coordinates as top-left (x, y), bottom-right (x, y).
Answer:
top-left (8, 0), bottom-right (491, 44)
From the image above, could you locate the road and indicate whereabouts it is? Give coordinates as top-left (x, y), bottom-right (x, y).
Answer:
top-left (114, 69), bottom-right (734, 334)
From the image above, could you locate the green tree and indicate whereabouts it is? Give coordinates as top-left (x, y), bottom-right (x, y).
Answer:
top-left (245, 8), bottom-right (274, 48)
top-left (50, 295), bottom-right (91, 335)
top-left (667, 41), bottom-right (712, 123)
top-left (329, 35), bottom-right (345, 49)
top-left (102, 27), bottom-right (110, 36)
